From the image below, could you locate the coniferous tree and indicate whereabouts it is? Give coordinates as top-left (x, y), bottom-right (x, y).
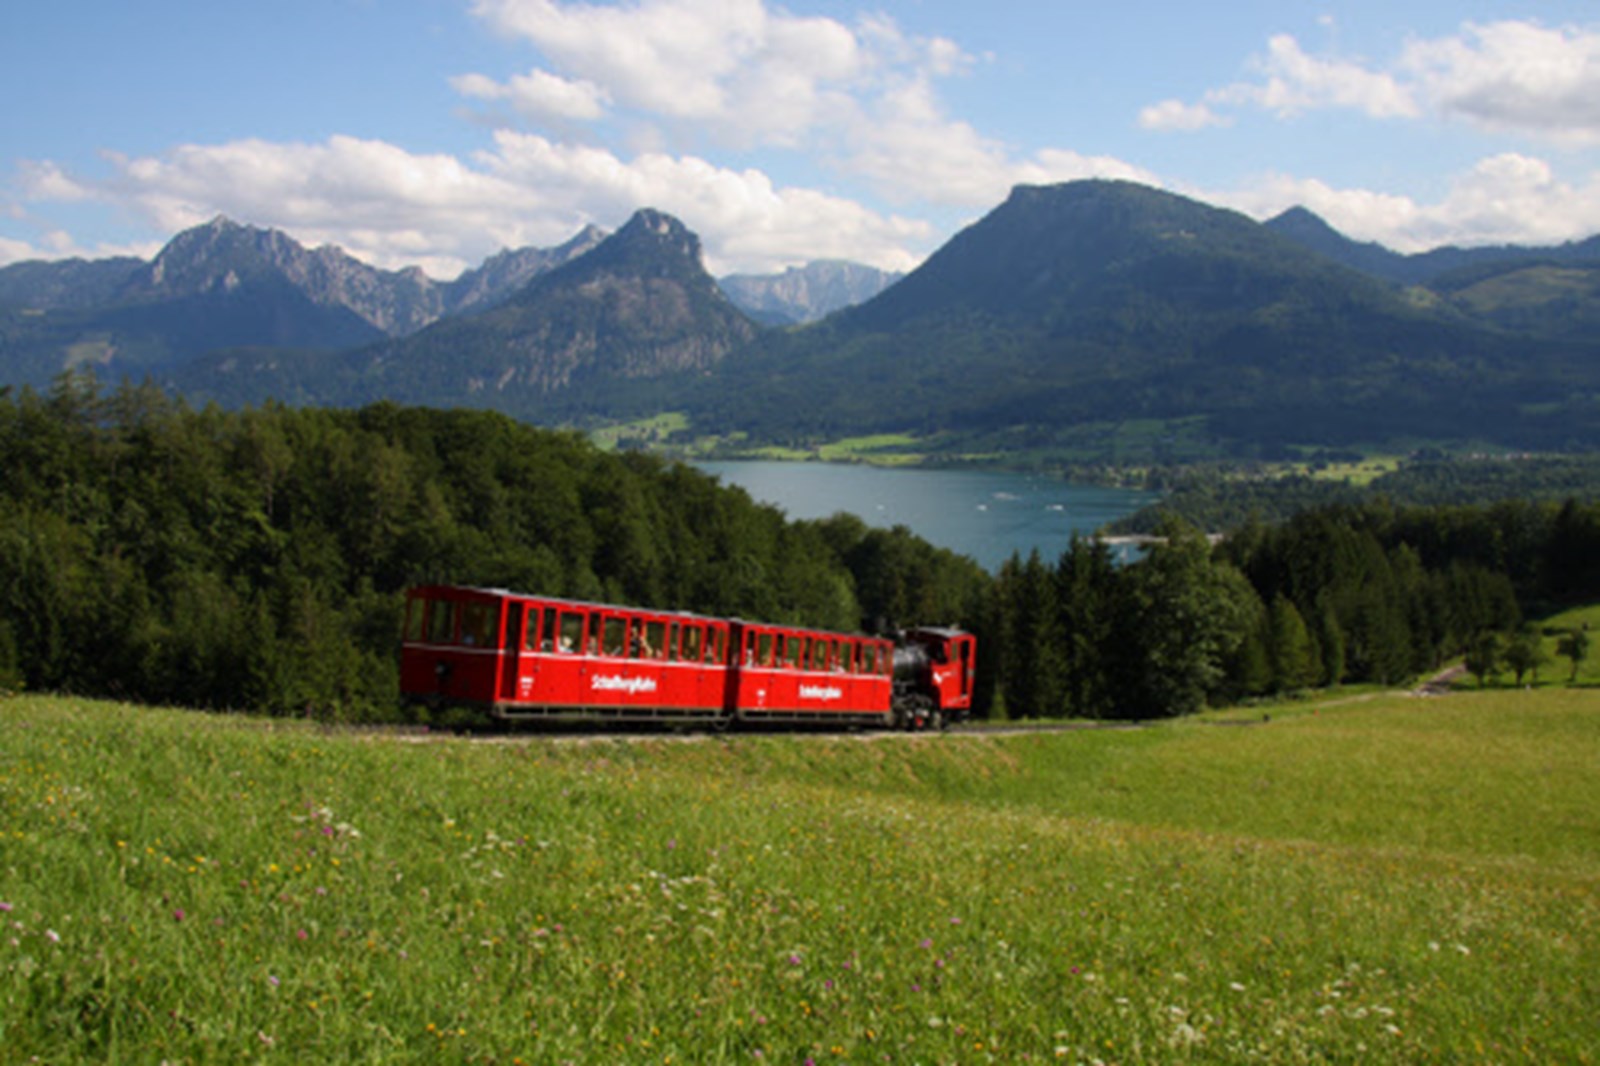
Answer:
top-left (1266, 594), bottom-right (1318, 692)
top-left (1055, 537), bottom-right (1119, 718)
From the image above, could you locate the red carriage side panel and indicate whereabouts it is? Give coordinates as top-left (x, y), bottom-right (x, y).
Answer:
top-left (728, 622), bottom-right (893, 724)
top-left (401, 585), bottom-right (960, 729)
top-left (400, 586), bottom-right (512, 711)
top-left (404, 589), bottom-right (731, 722)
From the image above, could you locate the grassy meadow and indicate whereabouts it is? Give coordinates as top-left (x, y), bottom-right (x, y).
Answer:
top-left (2, 689), bottom-right (1596, 1063)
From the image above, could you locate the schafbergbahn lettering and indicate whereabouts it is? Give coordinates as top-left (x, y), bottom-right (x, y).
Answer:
top-left (400, 584), bottom-right (976, 732)
top-left (592, 675), bottom-right (658, 695)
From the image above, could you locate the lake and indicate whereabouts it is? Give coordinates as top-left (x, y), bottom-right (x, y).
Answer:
top-left (693, 460), bottom-right (1157, 571)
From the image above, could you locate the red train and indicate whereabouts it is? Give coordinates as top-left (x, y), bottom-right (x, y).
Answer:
top-left (400, 584), bottom-right (976, 730)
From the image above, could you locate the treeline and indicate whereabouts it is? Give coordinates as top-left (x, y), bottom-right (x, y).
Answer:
top-left (1110, 455), bottom-right (1600, 534)
top-left (0, 376), bottom-right (986, 718)
top-left (4, 376), bottom-right (1597, 723)
top-left (993, 498), bottom-right (1600, 719)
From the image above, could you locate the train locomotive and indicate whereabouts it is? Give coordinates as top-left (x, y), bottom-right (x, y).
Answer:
top-left (400, 584), bottom-right (976, 730)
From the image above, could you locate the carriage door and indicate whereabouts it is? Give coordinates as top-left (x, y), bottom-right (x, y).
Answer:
top-left (499, 603), bottom-right (524, 703)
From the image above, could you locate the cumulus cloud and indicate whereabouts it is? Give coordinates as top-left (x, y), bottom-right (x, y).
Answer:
top-left (20, 132), bottom-right (929, 277)
top-left (463, 0), bottom-right (867, 139)
top-left (1220, 34), bottom-right (1418, 118)
top-left (17, 160), bottom-right (96, 202)
top-left (460, 0), bottom-right (997, 182)
top-left (1217, 152), bottom-right (1600, 252)
top-left (1402, 21), bottom-right (1600, 143)
top-left (451, 69), bottom-right (610, 122)
top-left (1138, 98), bottom-right (1229, 132)
top-left (1146, 19), bottom-right (1600, 142)
top-left (0, 235), bottom-right (38, 267)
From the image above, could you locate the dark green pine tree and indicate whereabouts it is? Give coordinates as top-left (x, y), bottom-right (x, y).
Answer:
top-left (1055, 537), bottom-right (1120, 719)
top-left (1266, 594), bottom-right (1318, 692)
top-left (994, 550), bottom-right (1066, 719)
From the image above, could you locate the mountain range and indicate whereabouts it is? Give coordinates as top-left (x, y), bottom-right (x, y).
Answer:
top-left (0, 216), bottom-right (887, 388)
top-left (3, 180), bottom-right (1598, 456)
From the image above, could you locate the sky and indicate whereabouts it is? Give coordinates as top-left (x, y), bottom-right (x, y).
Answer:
top-left (3, 0), bottom-right (1599, 279)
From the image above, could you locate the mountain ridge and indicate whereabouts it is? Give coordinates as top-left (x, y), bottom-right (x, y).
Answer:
top-left (6, 182), bottom-right (1600, 455)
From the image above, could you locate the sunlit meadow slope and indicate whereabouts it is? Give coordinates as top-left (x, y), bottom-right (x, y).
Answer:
top-left (2, 691), bottom-right (1595, 1062)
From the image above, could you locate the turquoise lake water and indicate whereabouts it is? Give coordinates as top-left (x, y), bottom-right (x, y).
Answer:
top-left (693, 461), bottom-right (1157, 571)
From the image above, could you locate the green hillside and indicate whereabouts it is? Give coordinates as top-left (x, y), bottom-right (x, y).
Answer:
top-left (694, 182), bottom-right (1600, 453)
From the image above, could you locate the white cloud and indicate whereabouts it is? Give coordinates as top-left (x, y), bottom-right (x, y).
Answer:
top-left (461, 0), bottom-right (993, 173)
top-left (464, 0), bottom-right (867, 140)
top-left (456, 0), bottom-right (1154, 217)
top-left (1402, 21), bottom-right (1600, 143)
top-left (19, 132), bottom-right (929, 277)
top-left (479, 130), bottom-right (930, 272)
top-left (1138, 98), bottom-right (1229, 132)
top-left (1201, 33), bottom-right (1417, 120)
top-left (0, 235), bottom-right (38, 267)
top-left (451, 69), bottom-right (610, 122)
top-left (1217, 152), bottom-right (1600, 252)
top-left (17, 160), bottom-right (96, 202)
top-left (0, 228), bottom-right (161, 268)
top-left (1145, 20), bottom-right (1600, 142)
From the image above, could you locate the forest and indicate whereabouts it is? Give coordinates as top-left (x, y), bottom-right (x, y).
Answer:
top-left (1, 375), bottom-right (1596, 722)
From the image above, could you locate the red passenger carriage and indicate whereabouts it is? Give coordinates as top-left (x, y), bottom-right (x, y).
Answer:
top-left (403, 585), bottom-right (964, 728)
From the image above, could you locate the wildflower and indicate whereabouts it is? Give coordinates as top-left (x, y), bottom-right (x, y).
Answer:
top-left (268, 975), bottom-right (280, 987)
top-left (0, 902), bottom-right (11, 913)
top-left (45, 929), bottom-right (61, 943)
top-left (173, 909), bottom-right (186, 922)
top-left (297, 928), bottom-right (309, 940)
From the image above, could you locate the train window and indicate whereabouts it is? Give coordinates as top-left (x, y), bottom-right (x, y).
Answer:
top-left (559, 612), bottom-right (584, 653)
top-left (682, 625), bottom-right (702, 662)
top-left (707, 627), bottom-right (725, 664)
top-left (810, 640), bottom-right (830, 671)
top-left (604, 617), bottom-right (627, 657)
top-left (586, 614), bottom-right (602, 655)
top-left (459, 602), bottom-right (496, 647)
top-left (533, 607), bottom-right (556, 651)
top-left (639, 620), bottom-right (666, 659)
top-left (667, 622), bottom-right (681, 661)
top-left (862, 644), bottom-right (879, 675)
top-left (404, 599), bottom-right (428, 642)
top-left (837, 642), bottom-right (854, 674)
top-left (426, 600), bottom-right (456, 644)
top-left (784, 636), bottom-right (804, 669)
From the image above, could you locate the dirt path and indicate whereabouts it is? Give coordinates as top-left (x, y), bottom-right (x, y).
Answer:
top-left (1411, 664), bottom-right (1466, 697)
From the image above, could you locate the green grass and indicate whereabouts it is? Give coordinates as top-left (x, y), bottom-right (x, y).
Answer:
top-left (588, 413), bottom-right (692, 453)
top-left (3, 691), bottom-right (1596, 1062)
top-left (1534, 604), bottom-right (1600, 686)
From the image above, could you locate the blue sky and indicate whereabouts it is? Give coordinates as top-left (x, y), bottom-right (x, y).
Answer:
top-left (3, 1), bottom-right (1598, 278)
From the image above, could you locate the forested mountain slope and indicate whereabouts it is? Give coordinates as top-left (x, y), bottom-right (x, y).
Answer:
top-left (695, 181), bottom-right (1600, 450)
